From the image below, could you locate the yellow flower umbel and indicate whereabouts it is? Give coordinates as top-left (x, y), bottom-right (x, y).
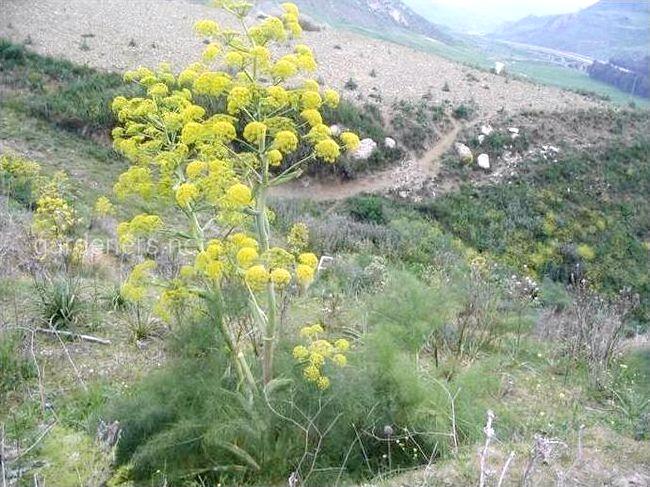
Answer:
top-left (109, 0), bottom-right (359, 388)
top-left (293, 324), bottom-right (350, 390)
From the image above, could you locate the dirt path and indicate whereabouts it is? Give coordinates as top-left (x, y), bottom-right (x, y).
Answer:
top-left (270, 121), bottom-right (462, 201)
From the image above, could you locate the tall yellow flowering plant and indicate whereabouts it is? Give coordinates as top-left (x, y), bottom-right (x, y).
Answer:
top-left (109, 1), bottom-right (359, 389)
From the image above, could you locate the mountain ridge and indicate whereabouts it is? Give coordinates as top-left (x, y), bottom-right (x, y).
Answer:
top-left (492, 0), bottom-right (650, 60)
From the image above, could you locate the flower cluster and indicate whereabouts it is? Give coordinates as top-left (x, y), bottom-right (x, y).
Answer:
top-left (293, 324), bottom-right (350, 390)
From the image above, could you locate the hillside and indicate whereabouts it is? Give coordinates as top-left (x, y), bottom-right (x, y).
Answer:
top-left (1, 1), bottom-right (649, 486)
top-left (493, 0), bottom-right (650, 60)
top-left (264, 0), bottom-right (453, 42)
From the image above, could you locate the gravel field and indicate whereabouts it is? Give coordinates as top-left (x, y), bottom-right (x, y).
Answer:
top-left (0, 0), bottom-right (604, 119)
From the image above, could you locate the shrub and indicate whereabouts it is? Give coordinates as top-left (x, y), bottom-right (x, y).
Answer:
top-left (537, 286), bottom-right (638, 388)
top-left (0, 153), bottom-right (42, 207)
top-left (108, 298), bottom-right (491, 485)
top-left (347, 195), bottom-right (386, 224)
top-left (453, 103), bottom-right (475, 120)
top-left (344, 77), bottom-right (358, 90)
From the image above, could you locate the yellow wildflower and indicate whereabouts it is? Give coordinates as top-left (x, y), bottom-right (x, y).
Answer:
top-left (94, 196), bottom-right (115, 216)
top-left (227, 86), bottom-right (252, 114)
top-left (296, 264), bottom-right (315, 285)
top-left (194, 19), bottom-right (220, 37)
top-left (243, 121), bottom-right (268, 144)
top-left (225, 51), bottom-right (244, 68)
top-left (301, 91), bottom-right (322, 109)
top-left (303, 365), bottom-right (320, 382)
top-left (202, 43), bottom-right (221, 62)
top-left (316, 376), bottom-right (330, 390)
top-left (176, 183), bottom-right (199, 207)
top-left (273, 130), bottom-right (298, 154)
top-left (271, 59), bottom-right (297, 79)
top-left (270, 268), bottom-right (292, 287)
top-left (332, 354), bottom-right (347, 367)
top-left (236, 247), bottom-right (258, 268)
top-left (314, 138), bottom-right (340, 163)
top-left (293, 345), bottom-right (309, 360)
top-left (323, 89), bottom-right (340, 108)
top-left (340, 132), bottom-right (361, 151)
top-left (300, 109), bottom-right (322, 127)
top-left (334, 338), bottom-right (350, 352)
top-left (267, 149), bottom-right (283, 166)
top-left (185, 160), bottom-right (207, 179)
top-left (225, 183), bottom-right (252, 206)
top-left (298, 252), bottom-right (318, 269)
top-left (245, 265), bottom-right (269, 290)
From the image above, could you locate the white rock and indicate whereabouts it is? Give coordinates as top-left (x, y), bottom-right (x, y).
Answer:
top-left (384, 137), bottom-right (396, 149)
top-left (478, 134), bottom-right (485, 145)
top-left (477, 153), bottom-right (490, 169)
top-left (494, 62), bottom-right (505, 75)
top-left (454, 142), bottom-right (473, 163)
top-left (351, 138), bottom-right (377, 160)
top-left (481, 125), bottom-right (494, 136)
top-left (508, 127), bottom-right (519, 134)
top-left (329, 124), bottom-right (341, 136)
top-left (511, 133), bottom-right (519, 140)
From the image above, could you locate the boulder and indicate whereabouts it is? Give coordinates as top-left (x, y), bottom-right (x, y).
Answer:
top-left (481, 125), bottom-right (494, 136)
top-left (494, 62), bottom-right (505, 75)
top-left (330, 124), bottom-right (341, 136)
top-left (477, 153), bottom-right (490, 170)
top-left (351, 138), bottom-right (377, 160)
top-left (454, 142), bottom-right (473, 164)
top-left (384, 137), bottom-right (396, 149)
top-left (508, 127), bottom-right (520, 134)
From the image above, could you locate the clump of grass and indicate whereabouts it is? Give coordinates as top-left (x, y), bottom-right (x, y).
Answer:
top-left (453, 103), bottom-right (475, 120)
top-left (34, 278), bottom-right (85, 329)
top-left (0, 331), bottom-right (36, 394)
top-left (344, 77), bottom-right (358, 90)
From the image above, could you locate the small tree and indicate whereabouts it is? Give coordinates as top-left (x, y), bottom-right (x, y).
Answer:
top-left (108, 1), bottom-right (358, 391)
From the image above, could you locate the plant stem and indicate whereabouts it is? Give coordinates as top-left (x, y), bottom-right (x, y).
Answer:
top-left (255, 186), bottom-right (278, 384)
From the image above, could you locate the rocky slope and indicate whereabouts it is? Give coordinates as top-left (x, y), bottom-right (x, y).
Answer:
top-left (283, 0), bottom-right (452, 41)
top-left (0, 0), bottom-right (604, 119)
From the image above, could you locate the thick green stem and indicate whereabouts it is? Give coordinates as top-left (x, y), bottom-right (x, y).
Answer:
top-left (210, 290), bottom-right (257, 393)
top-left (255, 187), bottom-right (278, 384)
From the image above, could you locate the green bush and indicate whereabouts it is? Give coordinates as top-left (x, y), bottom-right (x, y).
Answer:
top-left (452, 102), bottom-right (477, 120)
top-left (107, 276), bottom-right (495, 486)
top-left (347, 195), bottom-right (387, 224)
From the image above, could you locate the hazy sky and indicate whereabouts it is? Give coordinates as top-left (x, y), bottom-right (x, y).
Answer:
top-left (429, 0), bottom-right (599, 15)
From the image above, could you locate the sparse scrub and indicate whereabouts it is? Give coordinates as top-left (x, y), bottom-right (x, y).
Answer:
top-left (453, 102), bottom-right (476, 120)
top-left (391, 95), bottom-right (446, 153)
top-left (0, 39), bottom-right (142, 135)
top-left (344, 77), bottom-right (359, 90)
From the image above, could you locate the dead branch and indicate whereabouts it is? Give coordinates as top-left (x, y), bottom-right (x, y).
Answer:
top-left (34, 327), bottom-right (111, 345)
